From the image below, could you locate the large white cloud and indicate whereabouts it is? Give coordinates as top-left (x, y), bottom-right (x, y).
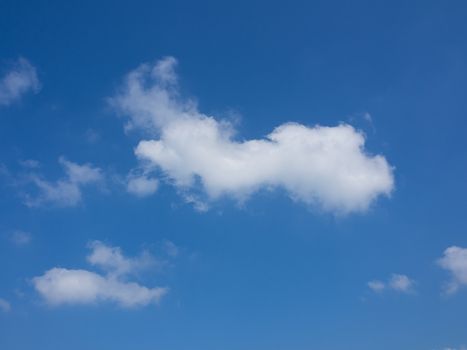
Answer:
top-left (111, 57), bottom-right (394, 214)
top-left (0, 57), bottom-right (40, 106)
top-left (33, 241), bottom-right (168, 308)
top-left (438, 246), bottom-right (467, 294)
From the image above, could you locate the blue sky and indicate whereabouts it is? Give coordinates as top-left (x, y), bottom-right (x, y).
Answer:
top-left (1, 0), bottom-right (467, 349)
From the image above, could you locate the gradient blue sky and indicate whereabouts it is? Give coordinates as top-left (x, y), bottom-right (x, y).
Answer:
top-left (1, 1), bottom-right (467, 349)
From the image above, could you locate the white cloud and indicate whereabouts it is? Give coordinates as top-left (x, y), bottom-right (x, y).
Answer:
top-left (388, 274), bottom-right (415, 293)
top-left (367, 280), bottom-right (385, 292)
top-left (0, 298), bottom-right (11, 312)
top-left (438, 246), bottom-right (467, 294)
top-left (86, 240), bottom-right (154, 277)
top-left (163, 240), bottom-right (179, 258)
top-left (84, 129), bottom-right (100, 144)
top-left (10, 230), bottom-right (31, 245)
top-left (60, 157), bottom-right (102, 184)
top-left (111, 57), bottom-right (394, 214)
top-left (33, 268), bottom-right (166, 308)
top-left (24, 157), bottom-right (103, 207)
top-left (33, 242), bottom-right (168, 308)
top-left (0, 57), bottom-right (40, 106)
top-left (182, 194), bottom-right (209, 213)
top-left (126, 174), bottom-right (158, 197)
top-left (368, 274), bottom-right (415, 294)
top-left (19, 159), bottom-right (40, 168)
top-left (363, 112), bottom-right (372, 123)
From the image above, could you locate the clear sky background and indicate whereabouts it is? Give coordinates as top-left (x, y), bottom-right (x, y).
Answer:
top-left (1, 1), bottom-right (467, 349)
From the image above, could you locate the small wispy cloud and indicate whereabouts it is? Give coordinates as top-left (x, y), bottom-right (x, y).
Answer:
top-left (367, 280), bottom-right (385, 293)
top-left (163, 240), bottom-right (179, 258)
top-left (126, 173), bottom-right (158, 198)
top-left (368, 273), bottom-right (416, 294)
top-left (9, 230), bottom-right (32, 245)
top-left (18, 159), bottom-right (40, 169)
top-left (84, 129), bottom-right (100, 144)
top-left (0, 298), bottom-right (11, 312)
top-left (86, 240), bottom-right (155, 277)
top-left (362, 112), bottom-right (373, 123)
top-left (181, 194), bottom-right (209, 213)
top-left (23, 157), bottom-right (103, 207)
top-left (0, 57), bottom-right (40, 106)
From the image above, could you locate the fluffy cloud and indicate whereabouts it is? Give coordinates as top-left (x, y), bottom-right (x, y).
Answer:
top-left (0, 298), bottom-right (11, 312)
top-left (368, 274), bottom-right (415, 294)
top-left (33, 241), bottom-right (168, 308)
top-left (111, 57), bottom-right (394, 214)
top-left (126, 174), bottom-right (158, 197)
top-left (388, 274), bottom-right (415, 292)
top-left (86, 240), bottom-right (154, 276)
top-left (438, 246), bottom-right (467, 294)
top-left (24, 157), bottom-right (103, 207)
top-left (0, 57), bottom-right (40, 106)
top-left (33, 268), bottom-right (166, 308)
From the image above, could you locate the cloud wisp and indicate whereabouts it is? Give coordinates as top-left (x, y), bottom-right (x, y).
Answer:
top-left (0, 298), bottom-right (11, 312)
top-left (368, 274), bottom-right (415, 294)
top-left (0, 57), bottom-right (40, 106)
top-left (23, 157), bottom-right (103, 207)
top-left (32, 241), bottom-right (168, 308)
top-left (9, 230), bottom-right (32, 245)
top-left (111, 57), bottom-right (394, 214)
top-left (438, 246), bottom-right (467, 294)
